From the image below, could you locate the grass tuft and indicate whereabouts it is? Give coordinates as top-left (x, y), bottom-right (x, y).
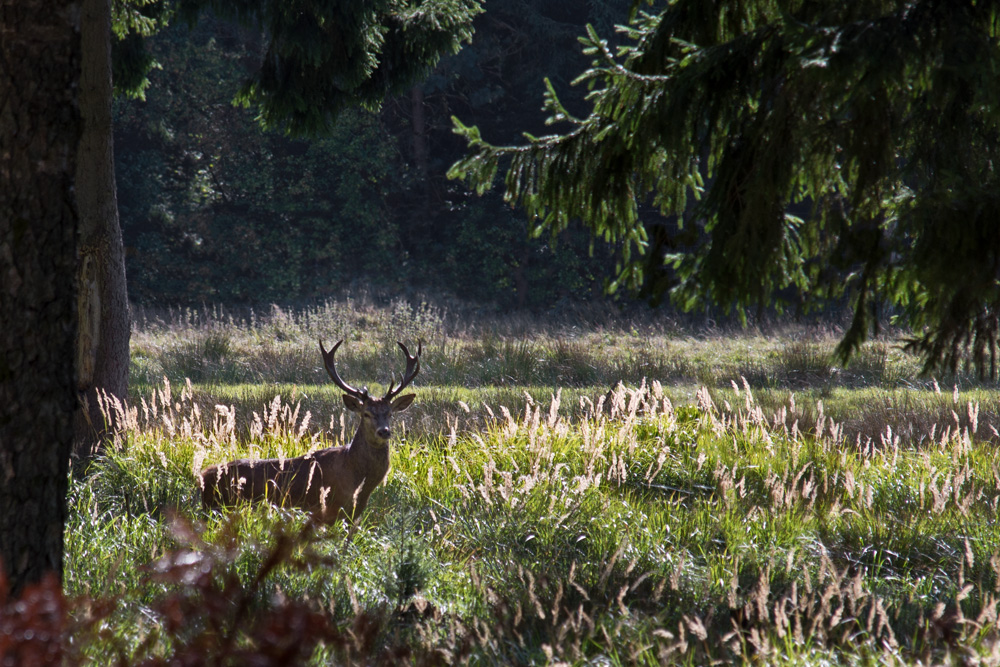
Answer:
top-left (45, 299), bottom-right (1000, 662)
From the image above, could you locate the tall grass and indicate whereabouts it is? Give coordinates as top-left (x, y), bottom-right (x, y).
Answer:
top-left (55, 384), bottom-right (1000, 662)
top-left (5, 297), bottom-right (990, 663)
top-left (129, 297), bottom-right (1000, 446)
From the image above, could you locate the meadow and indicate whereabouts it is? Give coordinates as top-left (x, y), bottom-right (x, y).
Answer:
top-left (52, 297), bottom-right (1000, 663)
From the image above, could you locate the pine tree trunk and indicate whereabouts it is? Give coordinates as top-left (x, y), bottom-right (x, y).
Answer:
top-left (74, 0), bottom-right (130, 459)
top-left (0, 0), bottom-right (81, 593)
top-left (411, 84), bottom-right (431, 218)
top-left (514, 242), bottom-right (529, 310)
top-left (411, 85), bottom-right (429, 182)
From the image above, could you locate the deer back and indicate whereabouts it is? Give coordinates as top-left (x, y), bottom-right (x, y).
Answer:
top-left (199, 339), bottom-right (421, 524)
top-left (201, 444), bottom-right (380, 522)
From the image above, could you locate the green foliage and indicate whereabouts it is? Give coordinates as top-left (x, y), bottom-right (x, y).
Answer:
top-left (107, 0), bottom-right (642, 317)
top-left (174, 0), bottom-right (483, 136)
top-left (53, 354), bottom-right (1000, 663)
top-left (431, 200), bottom-right (616, 307)
top-left (449, 0), bottom-right (1000, 376)
top-left (116, 18), bottom-right (412, 303)
top-left (12, 309), bottom-right (995, 661)
top-left (124, 299), bottom-right (1000, 460)
top-left (111, 0), bottom-right (170, 99)
top-left (115, 1), bottom-right (640, 310)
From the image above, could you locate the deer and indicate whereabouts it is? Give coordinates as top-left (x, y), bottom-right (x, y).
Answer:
top-left (200, 339), bottom-right (421, 526)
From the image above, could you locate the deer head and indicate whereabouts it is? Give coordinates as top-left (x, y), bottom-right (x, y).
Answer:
top-left (319, 339), bottom-right (421, 447)
top-left (201, 339), bottom-right (423, 523)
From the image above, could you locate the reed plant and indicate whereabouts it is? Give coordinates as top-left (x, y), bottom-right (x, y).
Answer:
top-left (5, 298), bottom-right (993, 663)
top-left (53, 364), bottom-right (1000, 663)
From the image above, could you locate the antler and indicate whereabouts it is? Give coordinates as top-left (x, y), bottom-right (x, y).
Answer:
top-left (319, 339), bottom-right (367, 398)
top-left (384, 341), bottom-right (422, 400)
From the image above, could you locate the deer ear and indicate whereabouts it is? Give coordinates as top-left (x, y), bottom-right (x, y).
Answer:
top-left (391, 393), bottom-right (416, 412)
top-left (342, 394), bottom-right (364, 412)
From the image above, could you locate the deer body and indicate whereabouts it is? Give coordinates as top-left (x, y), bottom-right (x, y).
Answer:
top-left (200, 340), bottom-right (420, 525)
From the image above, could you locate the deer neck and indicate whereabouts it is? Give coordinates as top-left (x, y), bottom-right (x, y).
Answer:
top-left (346, 423), bottom-right (390, 477)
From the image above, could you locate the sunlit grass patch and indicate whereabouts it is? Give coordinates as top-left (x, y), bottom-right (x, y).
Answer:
top-left (51, 300), bottom-right (1000, 662)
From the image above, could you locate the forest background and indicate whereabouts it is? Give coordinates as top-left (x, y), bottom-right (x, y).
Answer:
top-left (117, 0), bottom-right (636, 311)
top-left (7, 2), bottom-right (1000, 663)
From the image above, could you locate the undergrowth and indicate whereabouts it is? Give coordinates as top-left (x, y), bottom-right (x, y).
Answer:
top-left (35, 377), bottom-right (1000, 663)
top-left (4, 299), bottom-right (1000, 664)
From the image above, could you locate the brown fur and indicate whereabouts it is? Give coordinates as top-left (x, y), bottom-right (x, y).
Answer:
top-left (201, 339), bottom-right (420, 525)
top-left (201, 392), bottom-right (414, 524)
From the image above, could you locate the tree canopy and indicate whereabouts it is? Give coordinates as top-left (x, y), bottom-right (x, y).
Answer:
top-left (172, 0), bottom-right (483, 135)
top-left (114, 1), bottom-right (629, 308)
top-left (449, 0), bottom-right (1000, 377)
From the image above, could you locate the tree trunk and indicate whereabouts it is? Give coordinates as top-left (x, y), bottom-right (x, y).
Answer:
top-left (0, 0), bottom-right (81, 593)
top-left (411, 85), bottom-right (429, 182)
top-left (74, 0), bottom-right (130, 459)
top-left (410, 84), bottom-right (431, 218)
top-left (514, 242), bottom-right (529, 310)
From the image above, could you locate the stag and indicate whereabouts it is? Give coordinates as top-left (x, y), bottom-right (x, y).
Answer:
top-left (200, 339), bottom-right (421, 525)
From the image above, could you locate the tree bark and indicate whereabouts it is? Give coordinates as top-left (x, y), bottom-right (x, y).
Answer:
top-left (74, 0), bottom-right (130, 459)
top-left (410, 84), bottom-right (431, 218)
top-left (0, 0), bottom-right (81, 593)
top-left (411, 85), bottom-right (428, 182)
top-left (514, 242), bottom-right (529, 310)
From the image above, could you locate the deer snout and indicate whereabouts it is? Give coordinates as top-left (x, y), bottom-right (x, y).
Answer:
top-left (376, 426), bottom-right (391, 440)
